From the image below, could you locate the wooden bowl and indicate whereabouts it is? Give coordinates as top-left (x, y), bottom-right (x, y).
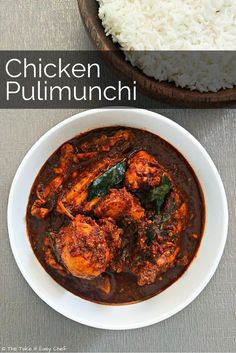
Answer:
top-left (78, 0), bottom-right (236, 108)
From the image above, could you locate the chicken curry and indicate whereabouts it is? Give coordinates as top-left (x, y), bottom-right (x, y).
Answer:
top-left (27, 127), bottom-right (205, 304)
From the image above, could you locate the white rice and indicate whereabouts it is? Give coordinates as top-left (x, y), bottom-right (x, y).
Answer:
top-left (97, 0), bottom-right (236, 92)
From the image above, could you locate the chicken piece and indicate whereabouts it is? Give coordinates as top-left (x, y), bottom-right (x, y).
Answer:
top-left (31, 144), bottom-right (75, 219)
top-left (31, 199), bottom-right (53, 219)
top-left (80, 130), bottom-right (132, 152)
top-left (53, 143), bottom-right (75, 174)
top-left (132, 246), bottom-right (180, 286)
top-left (31, 145), bottom-right (99, 219)
top-left (57, 156), bottom-right (122, 219)
top-left (125, 151), bottom-right (168, 191)
top-left (135, 261), bottom-right (158, 286)
top-left (44, 236), bottom-right (65, 275)
top-left (54, 215), bottom-right (122, 279)
top-left (161, 189), bottom-right (188, 237)
top-left (130, 189), bottom-right (186, 286)
top-left (76, 152), bottom-right (97, 160)
top-left (156, 246), bottom-right (180, 272)
top-left (82, 197), bottom-right (101, 214)
top-left (94, 187), bottom-right (145, 222)
top-left (98, 217), bottom-right (123, 251)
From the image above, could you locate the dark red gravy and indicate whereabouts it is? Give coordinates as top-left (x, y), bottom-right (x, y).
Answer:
top-left (27, 127), bottom-right (205, 304)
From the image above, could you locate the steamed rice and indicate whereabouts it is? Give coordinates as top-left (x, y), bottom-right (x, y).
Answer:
top-left (97, 0), bottom-right (236, 92)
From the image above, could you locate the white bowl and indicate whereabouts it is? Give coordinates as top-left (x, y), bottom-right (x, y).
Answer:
top-left (7, 108), bottom-right (228, 330)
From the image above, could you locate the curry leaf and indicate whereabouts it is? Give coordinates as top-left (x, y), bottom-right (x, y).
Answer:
top-left (160, 230), bottom-right (169, 236)
top-left (146, 228), bottom-right (156, 246)
top-left (46, 232), bottom-right (61, 263)
top-left (161, 200), bottom-right (177, 224)
top-left (146, 175), bottom-right (172, 214)
top-left (172, 233), bottom-right (178, 238)
top-left (87, 161), bottom-right (126, 201)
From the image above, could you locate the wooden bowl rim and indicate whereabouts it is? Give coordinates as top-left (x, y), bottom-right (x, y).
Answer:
top-left (78, 0), bottom-right (236, 108)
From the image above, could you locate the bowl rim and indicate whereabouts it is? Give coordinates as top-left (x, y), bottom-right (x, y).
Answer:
top-left (7, 108), bottom-right (228, 329)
